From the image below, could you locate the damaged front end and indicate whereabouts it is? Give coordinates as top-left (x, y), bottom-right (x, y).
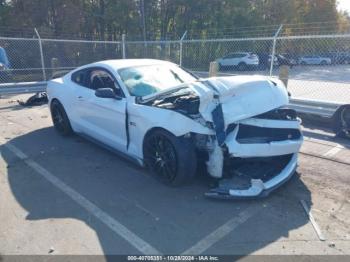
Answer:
top-left (206, 112), bottom-right (302, 199)
top-left (199, 76), bottom-right (303, 199)
top-left (140, 75), bottom-right (303, 198)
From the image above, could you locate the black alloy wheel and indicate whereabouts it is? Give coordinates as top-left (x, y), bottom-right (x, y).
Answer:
top-left (145, 133), bottom-right (178, 182)
top-left (50, 100), bottom-right (73, 136)
top-left (143, 129), bottom-right (197, 186)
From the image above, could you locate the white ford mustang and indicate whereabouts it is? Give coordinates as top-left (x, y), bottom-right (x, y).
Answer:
top-left (47, 59), bottom-right (303, 199)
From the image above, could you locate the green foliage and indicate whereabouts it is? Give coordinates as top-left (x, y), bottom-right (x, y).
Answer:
top-left (0, 0), bottom-right (346, 40)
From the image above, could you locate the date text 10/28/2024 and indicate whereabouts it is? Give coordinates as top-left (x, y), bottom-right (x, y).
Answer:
top-left (127, 256), bottom-right (219, 261)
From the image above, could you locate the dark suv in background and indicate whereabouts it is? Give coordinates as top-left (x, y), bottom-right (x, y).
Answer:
top-left (257, 53), bottom-right (297, 69)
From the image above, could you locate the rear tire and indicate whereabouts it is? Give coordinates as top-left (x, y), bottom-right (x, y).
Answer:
top-left (320, 60), bottom-right (327, 65)
top-left (333, 106), bottom-right (350, 138)
top-left (50, 100), bottom-right (73, 136)
top-left (143, 129), bottom-right (197, 186)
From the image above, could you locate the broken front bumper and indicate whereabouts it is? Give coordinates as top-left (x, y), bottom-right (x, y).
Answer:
top-left (206, 118), bottom-right (303, 199)
top-left (206, 153), bottom-right (298, 199)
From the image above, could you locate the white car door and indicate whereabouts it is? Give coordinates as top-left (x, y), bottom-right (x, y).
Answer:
top-left (72, 68), bottom-right (127, 153)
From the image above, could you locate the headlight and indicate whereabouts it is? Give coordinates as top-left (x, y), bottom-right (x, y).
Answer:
top-left (0, 63), bottom-right (5, 70)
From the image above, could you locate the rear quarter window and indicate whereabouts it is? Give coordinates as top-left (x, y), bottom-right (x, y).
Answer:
top-left (71, 70), bottom-right (86, 86)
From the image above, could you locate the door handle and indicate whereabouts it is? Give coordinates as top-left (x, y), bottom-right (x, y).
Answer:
top-left (77, 96), bottom-right (84, 100)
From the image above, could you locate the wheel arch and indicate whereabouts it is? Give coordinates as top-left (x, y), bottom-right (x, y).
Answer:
top-left (49, 97), bottom-right (61, 109)
top-left (141, 126), bottom-right (198, 186)
top-left (50, 97), bottom-right (76, 131)
top-left (332, 104), bottom-right (350, 135)
top-left (142, 127), bottom-right (179, 156)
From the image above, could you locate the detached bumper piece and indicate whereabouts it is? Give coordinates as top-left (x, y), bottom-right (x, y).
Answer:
top-left (206, 153), bottom-right (298, 199)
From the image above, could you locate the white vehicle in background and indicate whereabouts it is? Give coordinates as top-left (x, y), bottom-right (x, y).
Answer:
top-left (47, 59), bottom-right (303, 199)
top-left (217, 52), bottom-right (259, 71)
top-left (299, 55), bottom-right (332, 65)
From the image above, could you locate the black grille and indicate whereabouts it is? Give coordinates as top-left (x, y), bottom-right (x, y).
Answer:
top-left (236, 124), bottom-right (301, 144)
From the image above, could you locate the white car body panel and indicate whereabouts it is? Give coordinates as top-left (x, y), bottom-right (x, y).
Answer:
top-left (76, 91), bottom-right (127, 152)
top-left (190, 76), bottom-right (289, 125)
top-left (126, 99), bottom-right (214, 160)
top-left (225, 120), bottom-right (303, 158)
top-left (47, 59), bottom-right (303, 199)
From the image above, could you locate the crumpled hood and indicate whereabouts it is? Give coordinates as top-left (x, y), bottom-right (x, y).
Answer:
top-left (189, 75), bottom-right (289, 125)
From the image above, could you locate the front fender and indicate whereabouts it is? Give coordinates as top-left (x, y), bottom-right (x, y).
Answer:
top-left (127, 102), bottom-right (214, 160)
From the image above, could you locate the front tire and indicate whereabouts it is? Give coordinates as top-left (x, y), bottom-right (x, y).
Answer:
top-left (50, 100), bottom-right (73, 136)
top-left (143, 129), bottom-right (197, 186)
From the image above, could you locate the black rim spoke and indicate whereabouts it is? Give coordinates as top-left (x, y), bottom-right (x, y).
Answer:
top-left (145, 134), bottom-right (177, 182)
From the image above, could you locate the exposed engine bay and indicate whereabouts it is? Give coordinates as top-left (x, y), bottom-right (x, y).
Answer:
top-left (143, 90), bottom-right (200, 116)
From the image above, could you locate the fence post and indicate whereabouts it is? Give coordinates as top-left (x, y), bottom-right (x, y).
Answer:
top-left (122, 34), bottom-right (126, 59)
top-left (34, 28), bottom-right (46, 81)
top-left (209, 61), bottom-right (219, 77)
top-left (269, 24), bottom-right (283, 76)
top-left (279, 65), bottom-right (289, 87)
top-left (179, 31), bottom-right (187, 66)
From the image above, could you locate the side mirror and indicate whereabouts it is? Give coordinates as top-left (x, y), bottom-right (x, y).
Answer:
top-left (95, 88), bottom-right (121, 99)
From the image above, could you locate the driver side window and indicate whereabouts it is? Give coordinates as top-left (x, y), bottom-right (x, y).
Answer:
top-left (87, 69), bottom-right (123, 97)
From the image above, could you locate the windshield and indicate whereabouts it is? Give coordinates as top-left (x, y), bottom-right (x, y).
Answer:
top-left (118, 64), bottom-right (196, 97)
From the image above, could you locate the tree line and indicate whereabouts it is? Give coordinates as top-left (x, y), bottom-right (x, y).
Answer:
top-left (0, 0), bottom-right (349, 40)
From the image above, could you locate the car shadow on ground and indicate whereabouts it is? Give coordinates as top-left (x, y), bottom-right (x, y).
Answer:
top-left (1, 127), bottom-right (312, 258)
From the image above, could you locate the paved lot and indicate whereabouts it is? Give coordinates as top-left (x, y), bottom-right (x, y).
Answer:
top-left (0, 95), bottom-right (349, 256)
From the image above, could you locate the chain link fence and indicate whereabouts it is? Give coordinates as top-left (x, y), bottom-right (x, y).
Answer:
top-left (275, 35), bottom-right (350, 104)
top-left (0, 37), bottom-right (42, 82)
top-left (125, 41), bottom-right (181, 64)
top-left (181, 38), bottom-right (273, 72)
top-left (0, 36), bottom-right (122, 83)
top-left (1, 31), bottom-right (350, 104)
top-left (41, 39), bottom-right (122, 79)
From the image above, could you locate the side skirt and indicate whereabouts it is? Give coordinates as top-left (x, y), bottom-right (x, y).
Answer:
top-left (76, 132), bottom-right (144, 167)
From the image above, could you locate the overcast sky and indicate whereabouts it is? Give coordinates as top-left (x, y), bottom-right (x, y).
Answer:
top-left (337, 0), bottom-right (350, 13)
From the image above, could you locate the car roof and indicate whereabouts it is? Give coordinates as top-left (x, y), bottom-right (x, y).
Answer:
top-left (89, 59), bottom-right (175, 70)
